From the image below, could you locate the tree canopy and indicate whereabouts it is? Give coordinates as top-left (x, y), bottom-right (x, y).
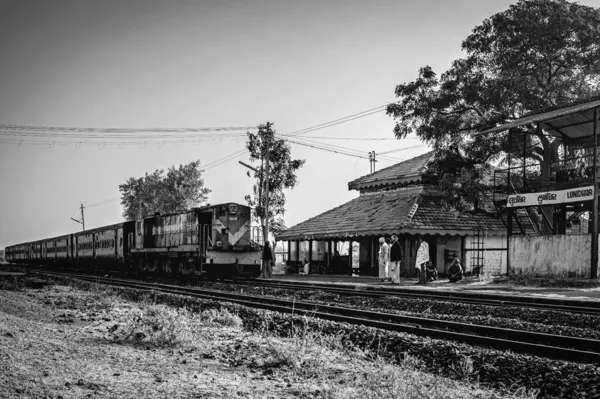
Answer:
top-left (119, 160), bottom-right (211, 220)
top-left (244, 122), bottom-right (305, 240)
top-left (387, 0), bottom-right (600, 211)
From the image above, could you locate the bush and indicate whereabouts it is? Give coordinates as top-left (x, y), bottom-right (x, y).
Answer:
top-left (107, 304), bottom-right (192, 347)
top-left (259, 315), bottom-right (345, 375)
top-left (199, 308), bottom-right (243, 327)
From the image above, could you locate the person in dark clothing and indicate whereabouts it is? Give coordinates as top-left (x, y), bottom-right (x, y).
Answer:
top-left (389, 234), bottom-right (403, 284)
top-left (425, 261), bottom-right (438, 282)
top-left (331, 250), bottom-right (341, 274)
top-left (447, 257), bottom-right (463, 283)
top-left (262, 242), bottom-right (273, 278)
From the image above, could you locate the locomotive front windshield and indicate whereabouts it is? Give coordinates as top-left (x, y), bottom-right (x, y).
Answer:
top-left (211, 203), bottom-right (253, 250)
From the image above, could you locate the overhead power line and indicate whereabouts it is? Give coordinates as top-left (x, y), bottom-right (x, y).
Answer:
top-left (203, 148), bottom-right (248, 170)
top-left (0, 124), bottom-right (256, 134)
top-left (86, 197), bottom-right (120, 208)
top-left (378, 143), bottom-right (431, 155)
top-left (0, 123), bottom-right (255, 147)
top-left (282, 136), bottom-right (371, 159)
top-left (299, 135), bottom-right (419, 141)
top-left (0, 103), bottom-right (413, 170)
top-left (284, 106), bottom-right (388, 138)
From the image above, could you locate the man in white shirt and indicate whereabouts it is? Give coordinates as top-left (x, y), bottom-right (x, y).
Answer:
top-left (378, 237), bottom-right (389, 282)
top-left (415, 237), bottom-right (429, 284)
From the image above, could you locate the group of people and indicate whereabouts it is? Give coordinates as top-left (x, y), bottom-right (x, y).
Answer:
top-left (378, 236), bottom-right (464, 284)
top-left (377, 234), bottom-right (403, 284)
top-left (263, 237), bottom-right (465, 283)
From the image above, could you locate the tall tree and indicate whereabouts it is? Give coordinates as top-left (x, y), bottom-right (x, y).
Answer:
top-left (245, 122), bottom-right (305, 243)
top-left (119, 160), bottom-right (211, 220)
top-left (387, 0), bottom-right (600, 215)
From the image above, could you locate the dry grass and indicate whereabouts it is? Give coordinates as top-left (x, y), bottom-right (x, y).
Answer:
top-left (0, 281), bottom-right (539, 399)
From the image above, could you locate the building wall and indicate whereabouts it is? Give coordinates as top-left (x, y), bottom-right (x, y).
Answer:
top-left (436, 236), bottom-right (461, 274)
top-left (464, 235), bottom-right (507, 276)
top-left (509, 235), bottom-right (592, 278)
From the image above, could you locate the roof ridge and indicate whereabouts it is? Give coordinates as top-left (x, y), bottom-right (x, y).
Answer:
top-left (348, 150), bottom-right (434, 191)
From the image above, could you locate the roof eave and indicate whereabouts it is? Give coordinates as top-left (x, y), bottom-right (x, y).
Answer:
top-left (276, 227), bottom-right (506, 241)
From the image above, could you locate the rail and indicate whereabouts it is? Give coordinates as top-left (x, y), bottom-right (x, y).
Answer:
top-left (10, 267), bottom-right (600, 364)
top-left (237, 279), bottom-right (600, 315)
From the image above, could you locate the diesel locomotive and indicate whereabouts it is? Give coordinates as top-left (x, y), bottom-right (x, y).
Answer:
top-left (5, 202), bottom-right (262, 278)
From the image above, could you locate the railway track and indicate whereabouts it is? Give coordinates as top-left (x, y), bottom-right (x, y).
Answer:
top-left (18, 269), bottom-right (600, 364)
top-left (8, 264), bottom-right (600, 315)
top-left (235, 278), bottom-right (600, 315)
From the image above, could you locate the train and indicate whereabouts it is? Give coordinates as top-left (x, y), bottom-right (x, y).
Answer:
top-left (5, 202), bottom-right (262, 278)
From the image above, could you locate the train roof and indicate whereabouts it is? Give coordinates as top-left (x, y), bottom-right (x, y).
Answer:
top-left (138, 202), bottom-right (250, 219)
top-left (72, 221), bottom-right (130, 236)
top-left (6, 221), bottom-right (131, 247)
top-left (6, 202), bottom-right (248, 248)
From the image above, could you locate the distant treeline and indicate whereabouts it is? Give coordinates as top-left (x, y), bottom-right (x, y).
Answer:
top-left (0, 249), bottom-right (5, 263)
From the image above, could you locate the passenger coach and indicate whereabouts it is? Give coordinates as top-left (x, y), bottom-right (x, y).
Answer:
top-left (5, 202), bottom-right (262, 279)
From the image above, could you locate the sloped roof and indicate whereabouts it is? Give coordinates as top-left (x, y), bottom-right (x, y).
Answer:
top-left (276, 185), bottom-right (505, 241)
top-left (348, 151), bottom-right (434, 191)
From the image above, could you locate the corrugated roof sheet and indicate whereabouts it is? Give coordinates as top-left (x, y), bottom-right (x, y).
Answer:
top-left (483, 97), bottom-right (600, 139)
top-left (348, 151), bottom-right (434, 191)
top-left (276, 185), bottom-right (505, 241)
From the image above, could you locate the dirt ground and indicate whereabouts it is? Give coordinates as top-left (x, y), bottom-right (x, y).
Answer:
top-left (0, 282), bottom-right (536, 399)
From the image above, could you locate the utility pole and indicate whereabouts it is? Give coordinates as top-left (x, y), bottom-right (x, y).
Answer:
top-left (368, 151), bottom-right (377, 173)
top-left (70, 203), bottom-right (85, 231)
top-left (80, 203), bottom-right (85, 231)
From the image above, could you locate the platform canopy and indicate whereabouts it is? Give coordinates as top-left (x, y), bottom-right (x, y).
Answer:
top-left (483, 96), bottom-right (600, 139)
top-left (276, 185), bottom-right (505, 241)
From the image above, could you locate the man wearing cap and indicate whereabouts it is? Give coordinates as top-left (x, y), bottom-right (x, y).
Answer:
top-left (378, 237), bottom-right (389, 282)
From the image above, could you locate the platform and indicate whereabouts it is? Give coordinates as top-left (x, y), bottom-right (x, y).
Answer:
top-left (262, 273), bottom-right (600, 302)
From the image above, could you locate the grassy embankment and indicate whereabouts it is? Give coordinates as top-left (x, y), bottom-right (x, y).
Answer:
top-left (0, 276), bottom-right (536, 399)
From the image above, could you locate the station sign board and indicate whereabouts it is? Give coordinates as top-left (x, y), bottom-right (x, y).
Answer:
top-left (506, 186), bottom-right (595, 208)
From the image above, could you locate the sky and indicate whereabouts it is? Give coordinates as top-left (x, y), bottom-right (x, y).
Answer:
top-left (2, 0), bottom-right (598, 248)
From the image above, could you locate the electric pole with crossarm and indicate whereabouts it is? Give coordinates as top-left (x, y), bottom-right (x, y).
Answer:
top-left (70, 203), bottom-right (85, 231)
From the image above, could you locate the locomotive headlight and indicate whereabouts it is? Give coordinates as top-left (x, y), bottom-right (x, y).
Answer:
top-left (216, 240), bottom-right (223, 247)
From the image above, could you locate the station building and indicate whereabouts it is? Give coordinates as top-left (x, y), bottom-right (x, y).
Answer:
top-left (276, 152), bottom-right (507, 277)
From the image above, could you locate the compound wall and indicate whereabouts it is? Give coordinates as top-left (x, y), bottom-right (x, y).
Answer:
top-left (509, 234), bottom-right (597, 278)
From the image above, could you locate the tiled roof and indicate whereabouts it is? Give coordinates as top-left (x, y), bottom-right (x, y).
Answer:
top-left (348, 151), bottom-right (434, 191)
top-left (276, 185), bottom-right (505, 241)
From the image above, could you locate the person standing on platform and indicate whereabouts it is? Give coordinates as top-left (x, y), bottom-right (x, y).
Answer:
top-left (415, 237), bottom-right (429, 284)
top-left (389, 234), bottom-right (403, 284)
top-left (378, 237), bottom-right (389, 282)
top-left (262, 242), bottom-right (273, 278)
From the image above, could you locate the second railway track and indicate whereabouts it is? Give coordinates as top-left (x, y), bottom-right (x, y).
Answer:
top-left (235, 278), bottom-right (600, 315)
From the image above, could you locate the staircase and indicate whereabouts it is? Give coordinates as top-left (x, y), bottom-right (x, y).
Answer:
top-left (493, 170), bottom-right (548, 235)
